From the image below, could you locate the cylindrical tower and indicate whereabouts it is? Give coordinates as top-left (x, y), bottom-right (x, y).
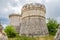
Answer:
top-left (20, 3), bottom-right (48, 36)
top-left (9, 13), bottom-right (21, 33)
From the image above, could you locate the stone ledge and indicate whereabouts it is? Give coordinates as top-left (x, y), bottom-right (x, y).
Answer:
top-left (22, 15), bottom-right (45, 20)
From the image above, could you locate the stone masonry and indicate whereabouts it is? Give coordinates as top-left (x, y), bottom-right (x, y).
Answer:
top-left (9, 3), bottom-right (49, 36)
top-left (54, 24), bottom-right (60, 40)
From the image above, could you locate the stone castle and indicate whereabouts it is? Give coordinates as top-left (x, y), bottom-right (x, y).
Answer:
top-left (9, 3), bottom-right (48, 36)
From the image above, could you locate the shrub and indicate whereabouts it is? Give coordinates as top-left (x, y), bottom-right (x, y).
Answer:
top-left (47, 18), bottom-right (58, 35)
top-left (4, 25), bottom-right (17, 38)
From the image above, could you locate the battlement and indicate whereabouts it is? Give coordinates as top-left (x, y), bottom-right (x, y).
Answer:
top-left (9, 13), bottom-right (22, 17)
top-left (9, 3), bottom-right (48, 35)
top-left (22, 3), bottom-right (46, 13)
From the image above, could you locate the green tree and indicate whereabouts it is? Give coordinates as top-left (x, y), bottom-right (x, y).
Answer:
top-left (47, 18), bottom-right (58, 35)
top-left (4, 25), bottom-right (17, 38)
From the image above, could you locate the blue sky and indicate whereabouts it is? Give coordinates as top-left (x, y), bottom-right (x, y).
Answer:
top-left (0, 0), bottom-right (60, 26)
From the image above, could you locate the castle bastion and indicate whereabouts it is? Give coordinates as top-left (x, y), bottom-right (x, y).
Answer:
top-left (9, 3), bottom-right (49, 36)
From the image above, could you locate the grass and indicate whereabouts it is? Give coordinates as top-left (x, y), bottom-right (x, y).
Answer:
top-left (36, 35), bottom-right (54, 40)
top-left (8, 35), bottom-right (54, 40)
top-left (8, 35), bottom-right (36, 40)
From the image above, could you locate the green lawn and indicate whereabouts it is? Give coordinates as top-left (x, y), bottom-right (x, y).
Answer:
top-left (36, 35), bottom-right (54, 40)
top-left (8, 35), bottom-right (54, 40)
top-left (8, 36), bottom-right (36, 40)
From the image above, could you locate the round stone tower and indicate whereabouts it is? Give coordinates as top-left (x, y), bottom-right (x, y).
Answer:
top-left (20, 3), bottom-right (48, 36)
top-left (9, 13), bottom-right (21, 33)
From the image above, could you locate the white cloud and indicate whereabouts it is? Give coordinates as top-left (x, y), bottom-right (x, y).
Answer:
top-left (12, 6), bottom-right (22, 14)
top-left (25, 0), bottom-right (52, 4)
top-left (45, 0), bottom-right (51, 3)
top-left (2, 2), bottom-right (22, 14)
top-left (3, 8), bottom-right (8, 12)
top-left (14, 0), bottom-right (21, 6)
top-left (14, 0), bottom-right (19, 2)
top-left (26, 0), bottom-right (43, 3)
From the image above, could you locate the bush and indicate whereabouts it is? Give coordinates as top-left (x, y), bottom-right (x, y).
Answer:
top-left (4, 25), bottom-right (17, 38)
top-left (47, 18), bottom-right (58, 35)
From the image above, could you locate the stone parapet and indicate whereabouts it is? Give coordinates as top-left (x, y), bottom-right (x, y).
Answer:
top-left (22, 3), bottom-right (46, 13)
top-left (9, 13), bottom-right (22, 17)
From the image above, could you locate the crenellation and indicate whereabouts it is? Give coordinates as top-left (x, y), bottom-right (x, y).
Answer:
top-left (22, 3), bottom-right (46, 13)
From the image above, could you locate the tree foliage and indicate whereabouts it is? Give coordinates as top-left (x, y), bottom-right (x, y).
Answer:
top-left (47, 18), bottom-right (58, 35)
top-left (4, 25), bottom-right (17, 38)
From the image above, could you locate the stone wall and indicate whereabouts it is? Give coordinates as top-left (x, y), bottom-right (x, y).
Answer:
top-left (9, 14), bottom-right (21, 33)
top-left (20, 3), bottom-right (48, 36)
top-left (54, 25), bottom-right (60, 40)
top-left (9, 3), bottom-right (49, 36)
top-left (20, 16), bottom-right (48, 36)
